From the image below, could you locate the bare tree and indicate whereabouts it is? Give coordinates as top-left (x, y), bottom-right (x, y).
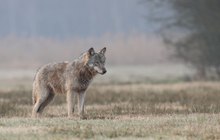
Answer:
top-left (144, 0), bottom-right (220, 79)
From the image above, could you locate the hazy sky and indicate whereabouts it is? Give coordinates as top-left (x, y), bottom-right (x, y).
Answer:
top-left (0, 0), bottom-right (157, 39)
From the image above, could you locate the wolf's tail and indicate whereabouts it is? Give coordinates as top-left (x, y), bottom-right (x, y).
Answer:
top-left (32, 83), bottom-right (37, 105)
top-left (32, 91), bottom-right (36, 105)
top-left (32, 71), bottom-right (39, 105)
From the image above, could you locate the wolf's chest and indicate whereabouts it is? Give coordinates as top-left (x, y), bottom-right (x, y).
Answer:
top-left (71, 77), bottom-right (91, 93)
top-left (70, 65), bottom-right (94, 92)
top-left (77, 77), bottom-right (91, 87)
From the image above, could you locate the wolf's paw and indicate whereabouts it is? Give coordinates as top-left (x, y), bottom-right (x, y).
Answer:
top-left (80, 115), bottom-right (88, 120)
top-left (67, 115), bottom-right (79, 120)
top-left (77, 113), bottom-right (88, 120)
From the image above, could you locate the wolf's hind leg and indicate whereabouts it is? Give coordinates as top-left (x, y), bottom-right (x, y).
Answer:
top-left (32, 88), bottom-right (54, 118)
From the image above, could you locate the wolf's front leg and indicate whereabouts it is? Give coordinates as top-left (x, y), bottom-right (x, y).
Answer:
top-left (66, 90), bottom-right (76, 118)
top-left (78, 92), bottom-right (87, 119)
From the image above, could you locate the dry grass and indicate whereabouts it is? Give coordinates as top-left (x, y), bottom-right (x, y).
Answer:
top-left (1, 82), bottom-right (220, 139)
top-left (0, 114), bottom-right (220, 140)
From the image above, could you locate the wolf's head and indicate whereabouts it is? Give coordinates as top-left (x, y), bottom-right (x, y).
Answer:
top-left (83, 47), bottom-right (107, 75)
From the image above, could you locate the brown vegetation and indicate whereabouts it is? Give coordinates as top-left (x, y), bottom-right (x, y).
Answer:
top-left (0, 82), bottom-right (220, 139)
top-left (1, 82), bottom-right (220, 118)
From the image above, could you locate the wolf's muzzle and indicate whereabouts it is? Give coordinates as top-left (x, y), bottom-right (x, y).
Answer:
top-left (101, 69), bottom-right (107, 75)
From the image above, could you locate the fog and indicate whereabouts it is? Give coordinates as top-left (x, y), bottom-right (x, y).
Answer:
top-left (0, 0), bottom-right (173, 69)
top-left (0, 0), bottom-right (151, 38)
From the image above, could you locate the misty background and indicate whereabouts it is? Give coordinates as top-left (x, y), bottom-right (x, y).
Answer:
top-left (1, 0), bottom-right (152, 38)
top-left (2, 0), bottom-right (219, 86)
top-left (0, 0), bottom-right (174, 69)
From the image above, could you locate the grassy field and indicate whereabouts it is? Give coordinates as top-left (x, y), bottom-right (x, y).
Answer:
top-left (1, 80), bottom-right (220, 139)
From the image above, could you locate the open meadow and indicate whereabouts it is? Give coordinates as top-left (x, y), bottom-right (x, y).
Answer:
top-left (0, 65), bottom-right (220, 140)
top-left (1, 0), bottom-right (219, 139)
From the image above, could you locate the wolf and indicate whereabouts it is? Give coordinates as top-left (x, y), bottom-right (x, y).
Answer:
top-left (32, 47), bottom-right (107, 118)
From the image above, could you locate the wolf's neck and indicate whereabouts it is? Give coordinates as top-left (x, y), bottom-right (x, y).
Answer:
top-left (75, 62), bottom-right (96, 82)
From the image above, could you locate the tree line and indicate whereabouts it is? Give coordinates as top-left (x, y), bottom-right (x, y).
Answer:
top-left (144, 0), bottom-right (220, 79)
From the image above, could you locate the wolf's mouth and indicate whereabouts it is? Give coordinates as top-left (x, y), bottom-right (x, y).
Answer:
top-left (93, 66), bottom-right (106, 75)
top-left (101, 69), bottom-right (107, 75)
top-left (97, 70), bottom-right (107, 75)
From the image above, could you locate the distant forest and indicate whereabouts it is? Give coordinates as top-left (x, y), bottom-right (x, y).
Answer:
top-left (0, 34), bottom-right (171, 68)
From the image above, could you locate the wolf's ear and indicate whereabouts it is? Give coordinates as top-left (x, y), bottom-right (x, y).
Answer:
top-left (99, 47), bottom-right (106, 55)
top-left (88, 47), bottom-right (95, 56)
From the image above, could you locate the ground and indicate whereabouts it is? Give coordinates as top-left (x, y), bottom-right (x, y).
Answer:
top-left (1, 81), bottom-right (220, 139)
top-left (0, 66), bottom-right (220, 139)
top-left (1, 114), bottom-right (220, 140)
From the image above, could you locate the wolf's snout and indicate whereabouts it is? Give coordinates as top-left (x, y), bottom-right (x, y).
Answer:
top-left (102, 69), bottom-right (107, 74)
